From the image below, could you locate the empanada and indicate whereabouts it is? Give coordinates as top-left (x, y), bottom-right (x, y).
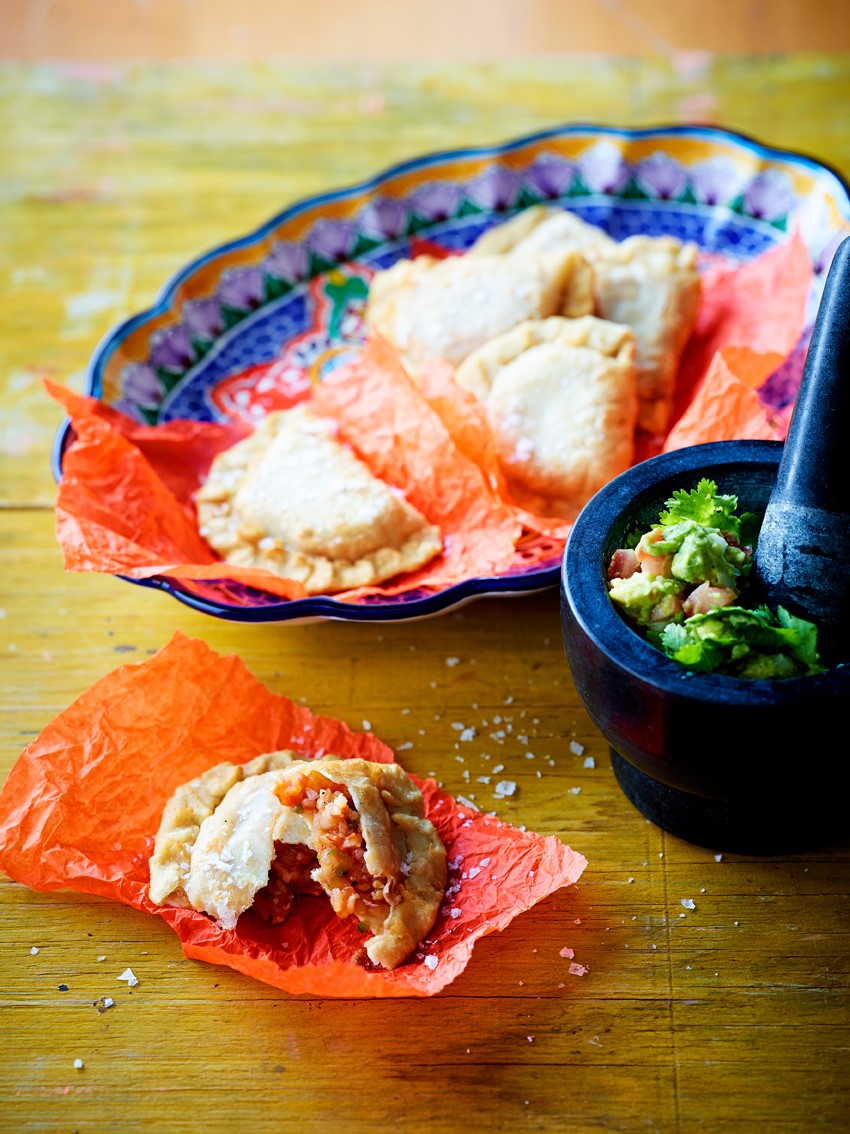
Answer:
top-left (455, 315), bottom-right (637, 519)
top-left (591, 235), bottom-right (701, 434)
top-left (196, 405), bottom-right (443, 594)
top-left (470, 207), bottom-right (701, 434)
top-left (147, 749), bottom-right (299, 909)
top-left (365, 247), bottom-right (594, 372)
top-left (469, 203), bottom-right (617, 259)
top-left (273, 758), bottom-right (448, 970)
top-left (149, 754), bottom-right (447, 971)
top-left (183, 767), bottom-right (318, 927)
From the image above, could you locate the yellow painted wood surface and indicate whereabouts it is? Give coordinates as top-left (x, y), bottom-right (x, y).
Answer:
top-left (2, 57), bottom-right (850, 1134)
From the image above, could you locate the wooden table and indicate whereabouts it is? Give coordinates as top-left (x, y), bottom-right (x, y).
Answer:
top-left (2, 56), bottom-right (849, 1134)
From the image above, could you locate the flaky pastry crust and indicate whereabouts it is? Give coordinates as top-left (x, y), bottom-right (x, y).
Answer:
top-left (147, 750), bottom-right (300, 908)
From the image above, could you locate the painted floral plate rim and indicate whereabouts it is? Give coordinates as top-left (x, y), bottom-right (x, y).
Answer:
top-left (52, 121), bottom-right (850, 624)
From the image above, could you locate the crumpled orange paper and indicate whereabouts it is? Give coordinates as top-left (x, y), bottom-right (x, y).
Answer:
top-left (0, 633), bottom-right (588, 997)
top-left (47, 232), bottom-right (814, 602)
top-left (47, 337), bottom-right (559, 606)
top-left (664, 231), bottom-right (813, 449)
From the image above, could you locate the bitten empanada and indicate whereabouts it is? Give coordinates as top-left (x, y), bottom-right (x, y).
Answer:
top-left (148, 755), bottom-right (447, 971)
top-left (274, 758), bottom-right (448, 970)
top-left (365, 248), bottom-right (594, 372)
top-left (183, 767), bottom-right (318, 928)
top-left (195, 405), bottom-right (442, 594)
top-left (147, 750), bottom-right (300, 909)
top-left (455, 315), bottom-right (637, 519)
top-left (470, 207), bottom-right (701, 434)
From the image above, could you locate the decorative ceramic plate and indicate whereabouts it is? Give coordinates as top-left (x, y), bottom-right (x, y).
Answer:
top-left (52, 122), bottom-right (850, 623)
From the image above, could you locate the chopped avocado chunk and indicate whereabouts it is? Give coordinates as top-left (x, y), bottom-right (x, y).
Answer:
top-left (650, 520), bottom-right (747, 589)
top-left (608, 574), bottom-right (684, 627)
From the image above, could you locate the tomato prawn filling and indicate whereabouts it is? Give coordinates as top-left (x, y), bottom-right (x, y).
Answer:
top-left (253, 842), bottom-right (322, 924)
top-left (277, 771), bottom-right (400, 923)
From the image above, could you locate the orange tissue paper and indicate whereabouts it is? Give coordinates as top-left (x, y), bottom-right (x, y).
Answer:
top-left (0, 634), bottom-right (588, 998)
top-left (46, 232), bottom-right (815, 604)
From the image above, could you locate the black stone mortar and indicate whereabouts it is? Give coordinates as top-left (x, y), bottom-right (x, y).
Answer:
top-left (560, 237), bottom-right (850, 854)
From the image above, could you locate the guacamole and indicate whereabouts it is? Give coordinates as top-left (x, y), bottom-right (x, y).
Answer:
top-left (607, 479), bottom-right (824, 678)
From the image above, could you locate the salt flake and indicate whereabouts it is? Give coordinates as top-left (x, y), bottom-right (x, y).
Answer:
top-left (569, 740), bottom-right (585, 755)
top-left (73, 1058), bottom-right (84, 1070)
top-left (559, 947), bottom-right (574, 959)
top-left (423, 954), bottom-right (439, 970)
top-left (117, 968), bottom-right (138, 987)
top-left (681, 898), bottom-right (696, 910)
top-left (568, 962), bottom-right (588, 976)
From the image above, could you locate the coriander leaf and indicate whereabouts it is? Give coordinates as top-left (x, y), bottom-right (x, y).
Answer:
top-left (737, 510), bottom-right (762, 550)
top-left (659, 478), bottom-right (740, 533)
top-left (658, 605), bottom-right (824, 677)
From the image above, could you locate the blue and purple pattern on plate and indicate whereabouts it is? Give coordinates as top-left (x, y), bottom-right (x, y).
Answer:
top-left (54, 123), bottom-right (850, 624)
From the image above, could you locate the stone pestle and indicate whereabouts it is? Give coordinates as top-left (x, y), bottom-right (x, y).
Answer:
top-left (751, 234), bottom-right (850, 667)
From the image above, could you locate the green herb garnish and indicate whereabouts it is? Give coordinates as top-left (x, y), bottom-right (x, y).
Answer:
top-left (608, 479), bottom-right (824, 679)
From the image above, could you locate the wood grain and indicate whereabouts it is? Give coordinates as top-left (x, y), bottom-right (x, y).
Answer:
top-left (1, 56), bottom-right (849, 1134)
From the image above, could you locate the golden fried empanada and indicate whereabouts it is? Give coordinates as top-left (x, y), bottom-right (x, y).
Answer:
top-left (149, 754), bottom-right (447, 971)
top-left (456, 315), bottom-right (637, 519)
top-left (365, 248), bottom-right (594, 371)
top-left (184, 767), bottom-right (316, 928)
top-left (147, 750), bottom-right (299, 909)
top-left (196, 405), bottom-right (442, 594)
top-left (470, 207), bottom-right (701, 434)
top-left (274, 758), bottom-right (447, 970)
top-left (591, 235), bottom-right (701, 434)
top-left (469, 204), bottom-right (617, 259)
